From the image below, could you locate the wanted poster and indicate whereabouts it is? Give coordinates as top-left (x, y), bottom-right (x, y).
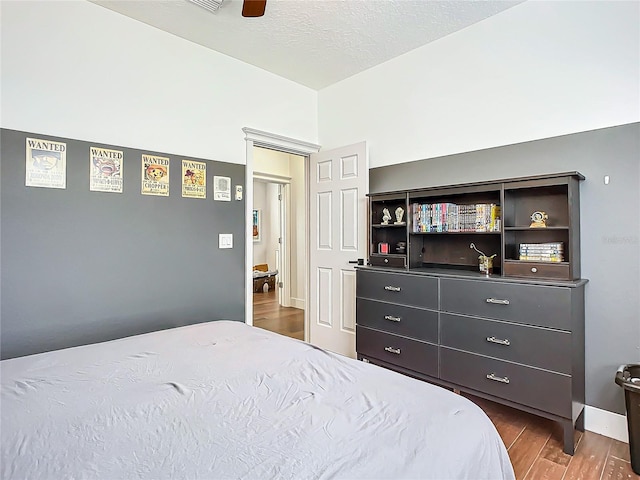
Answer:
top-left (25, 137), bottom-right (67, 189)
top-left (141, 154), bottom-right (170, 196)
top-left (90, 147), bottom-right (123, 193)
top-left (182, 160), bottom-right (206, 199)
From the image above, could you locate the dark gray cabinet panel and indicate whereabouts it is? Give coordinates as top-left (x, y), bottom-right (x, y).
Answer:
top-left (440, 313), bottom-right (572, 373)
top-left (356, 270), bottom-right (438, 309)
top-left (356, 325), bottom-right (438, 377)
top-left (357, 299), bottom-right (438, 343)
top-left (440, 278), bottom-right (572, 330)
top-left (440, 348), bottom-right (572, 418)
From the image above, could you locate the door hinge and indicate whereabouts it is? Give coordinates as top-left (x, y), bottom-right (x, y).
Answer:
top-left (278, 282), bottom-right (283, 288)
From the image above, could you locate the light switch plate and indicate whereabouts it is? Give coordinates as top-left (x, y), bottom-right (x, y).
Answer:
top-left (235, 185), bottom-right (243, 200)
top-left (219, 233), bottom-right (233, 249)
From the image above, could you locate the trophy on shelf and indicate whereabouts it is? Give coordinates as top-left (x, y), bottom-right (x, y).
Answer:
top-left (530, 211), bottom-right (548, 228)
top-left (381, 208), bottom-right (392, 225)
top-left (470, 243), bottom-right (497, 277)
top-left (394, 206), bottom-right (405, 224)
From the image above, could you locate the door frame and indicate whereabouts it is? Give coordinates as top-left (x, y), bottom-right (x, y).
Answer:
top-left (243, 128), bottom-right (320, 338)
top-left (253, 172), bottom-right (291, 307)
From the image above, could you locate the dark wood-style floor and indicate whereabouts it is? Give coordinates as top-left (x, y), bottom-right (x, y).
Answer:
top-left (253, 290), bottom-right (304, 340)
top-left (252, 291), bottom-right (638, 480)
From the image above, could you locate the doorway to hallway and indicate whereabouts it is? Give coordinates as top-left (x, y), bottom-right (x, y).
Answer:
top-left (252, 146), bottom-right (305, 337)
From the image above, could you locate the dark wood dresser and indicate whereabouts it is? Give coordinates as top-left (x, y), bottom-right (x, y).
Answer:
top-left (357, 172), bottom-right (587, 455)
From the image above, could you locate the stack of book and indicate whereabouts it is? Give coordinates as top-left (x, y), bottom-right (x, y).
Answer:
top-left (411, 203), bottom-right (501, 233)
top-left (518, 242), bottom-right (564, 262)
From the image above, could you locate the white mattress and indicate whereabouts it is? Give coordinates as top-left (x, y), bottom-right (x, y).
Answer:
top-left (1, 321), bottom-right (514, 479)
top-left (253, 270), bottom-right (277, 278)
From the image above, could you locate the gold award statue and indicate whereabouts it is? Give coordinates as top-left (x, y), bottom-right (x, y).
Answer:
top-left (530, 211), bottom-right (548, 228)
top-left (470, 243), bottom-right (497, 277)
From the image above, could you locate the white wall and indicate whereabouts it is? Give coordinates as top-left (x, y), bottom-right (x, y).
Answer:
top-left (0, 0), bottom-right (318, 165)
top-left (252, 181), bottom-right (269, 266)
top-left (265, 183), bottom-right (280, 271)
top-left (289, 157), bottom-right (306, 309)
top-left (318, 0), bottom-right (639, 167)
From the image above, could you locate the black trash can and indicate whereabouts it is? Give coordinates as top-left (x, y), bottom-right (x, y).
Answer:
top-left (615, 364), bottom-right (640, 475)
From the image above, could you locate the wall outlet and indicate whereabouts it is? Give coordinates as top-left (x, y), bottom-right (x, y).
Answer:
top-left (219, 233), bottom-right (233, 249)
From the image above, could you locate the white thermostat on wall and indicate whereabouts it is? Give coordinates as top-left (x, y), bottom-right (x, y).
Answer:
top-left (235, 185), bottom-right (243, 200)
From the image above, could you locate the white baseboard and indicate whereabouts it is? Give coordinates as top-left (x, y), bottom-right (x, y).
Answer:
top-left (290, 297), bottom-right (305, 310)
top-left (585, 405), bottom-right (629, 443)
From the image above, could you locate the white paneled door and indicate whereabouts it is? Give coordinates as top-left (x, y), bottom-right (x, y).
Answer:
top-left (309, 142), bottom-right (368, 357)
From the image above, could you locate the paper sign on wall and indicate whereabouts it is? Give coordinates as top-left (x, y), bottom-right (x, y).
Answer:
top-left (90, 147), bottom-right (123, 193)
top-left (141, 154), bottom-right (170, 196)
top-left (182, 160), bottom-right (206, 199)
top-left (213, 176), bottom-right (231, 201)
top-left (25, 137), bottom-right (67, 189)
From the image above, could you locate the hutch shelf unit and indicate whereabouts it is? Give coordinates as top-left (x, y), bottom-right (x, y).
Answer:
top-left (358, 172), bottom-right (587, 455)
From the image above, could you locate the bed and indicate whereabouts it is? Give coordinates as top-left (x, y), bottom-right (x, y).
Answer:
top-left (1, 321), bottom-right (514, 479)
top-left (253, 264), bottom-right (278, 292)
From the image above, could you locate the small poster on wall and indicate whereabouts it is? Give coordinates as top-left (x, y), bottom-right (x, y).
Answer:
top-left (90, 146), bottom-right (123, 193)
top-left (252, 209), bottom-right (261, 242)
top-left (141, 154), bottom-right (170, 196)
top-left (213, 175), bottom-right (231, 201)
top-left (182, 160), bottom-right (206, 199)
top-left (25, 137), bottom-right (67, 189)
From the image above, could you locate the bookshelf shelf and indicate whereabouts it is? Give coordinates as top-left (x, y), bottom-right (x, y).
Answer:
top-left (372, 223), bottom-right (406, 228)
top-left (410, 231), bottom-right (501, 235)
top-left (367, 172), bottom-right (584, 280)
top-left (504, 226), bottom-right (569, 231)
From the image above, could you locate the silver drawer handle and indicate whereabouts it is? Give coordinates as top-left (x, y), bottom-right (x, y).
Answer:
top-left (384, 315), bottom-right (401, 322)
top-left (486, 373), bottom-right (510, 384)
top-left (486, 298), bottom-right (510, 305)
top-left (384, 286), bottom-right (401, 292)
top-left (384, 346), bottom-right (401, 355)
top-left (486, 336), bottom-right (511, 346)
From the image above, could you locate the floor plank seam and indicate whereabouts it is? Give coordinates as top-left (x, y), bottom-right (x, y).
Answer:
top-left (522, 432), bottom-right (552, 480)
top-left (506, 425), bottom-right (527, 451)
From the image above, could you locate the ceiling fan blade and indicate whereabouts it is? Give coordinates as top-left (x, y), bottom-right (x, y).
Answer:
top-left (242, 0), bottom-right (266, 17)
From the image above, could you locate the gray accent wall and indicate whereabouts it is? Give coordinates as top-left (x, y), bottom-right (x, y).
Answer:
top-left (369, 122), bottom-right (640, 414)
top-left (1, 129), bottom-right (246, 360)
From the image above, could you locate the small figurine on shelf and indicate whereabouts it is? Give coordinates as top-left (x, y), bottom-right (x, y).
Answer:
top-left (382, 208), bottom-right (392, 225)
top-left (470, 243), bottom-right (497, 277)
top-left (394, 206), bottom-right (405, 224)
top-left (530, 211), bottom-right (548, 228)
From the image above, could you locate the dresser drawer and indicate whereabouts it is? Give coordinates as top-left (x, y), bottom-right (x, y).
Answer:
top-left (440, 348), bottom-right (571, 418)
top-left (369, 254), bottom-right (407, 268)
top-left (357, 270), bottom-right (438, 309)
top-left (440, 313), bottom-right (571, 373)
top-left (440, 278), bottom-right (571, 330)
top-left (357, 299), bottom-right (438, 343)
top-left (356, 325), bottom-right (438, 377)
top-left (503, 260), bottom-right (571, 280)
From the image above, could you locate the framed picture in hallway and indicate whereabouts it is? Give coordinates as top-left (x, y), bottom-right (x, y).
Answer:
top-left (252, 209), bottom-right (261, 242)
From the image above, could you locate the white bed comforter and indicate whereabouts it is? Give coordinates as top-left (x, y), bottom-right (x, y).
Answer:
top-left (1, 321), bottom-right (514, 480)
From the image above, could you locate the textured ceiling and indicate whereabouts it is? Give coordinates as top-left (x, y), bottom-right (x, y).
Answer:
top-left (91, 0), bottom-right (525, 90)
